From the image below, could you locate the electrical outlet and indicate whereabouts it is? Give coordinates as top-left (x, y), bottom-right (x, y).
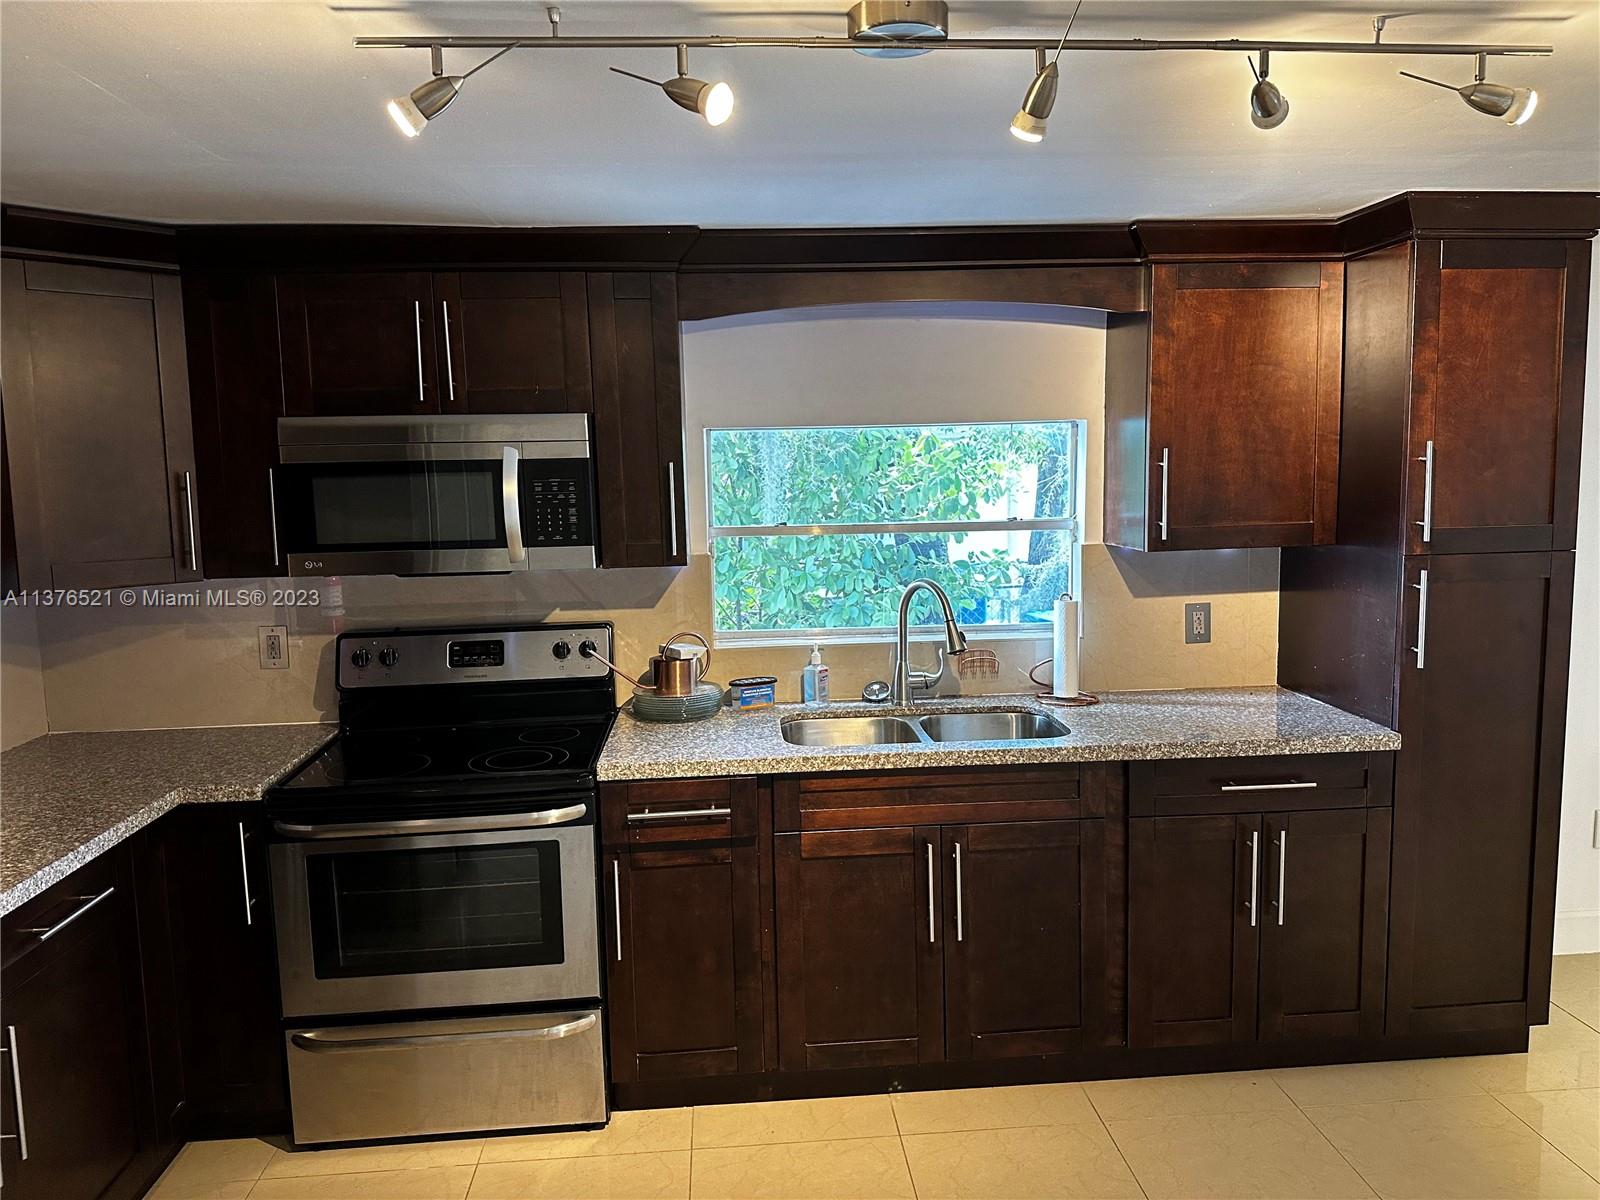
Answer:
top-left (1184, 602), bottom-right (1212, 644)
top-left (258, 625), bottom-right (289, 670)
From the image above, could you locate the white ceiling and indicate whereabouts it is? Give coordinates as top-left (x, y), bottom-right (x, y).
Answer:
top-left (0, 0), bottom-right (1595, 228)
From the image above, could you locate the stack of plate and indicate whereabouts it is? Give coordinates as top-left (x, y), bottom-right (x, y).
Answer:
top-left (631, 682), bottom-right (726, 723)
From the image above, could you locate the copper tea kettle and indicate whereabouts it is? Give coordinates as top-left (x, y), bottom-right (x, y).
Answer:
top-left (642, 632), bottom-right (712, 697)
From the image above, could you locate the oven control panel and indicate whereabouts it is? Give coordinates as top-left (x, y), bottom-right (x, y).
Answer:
top-left (339, 625), bottom-right (613, 688)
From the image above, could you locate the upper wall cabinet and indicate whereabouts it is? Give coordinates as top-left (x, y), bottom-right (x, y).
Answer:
top-left (1, 259), bottom-right (202, 587)
top-left (1106, 262), bottom-right (1344, 551)
top-left (1404, 239), bottom-right (1589, 556)
top-left (277, 273), bottom-right (441, 415)
top-left (436, 272), bottom-right (592, 413)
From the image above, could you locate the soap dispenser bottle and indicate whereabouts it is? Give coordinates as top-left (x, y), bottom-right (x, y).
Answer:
top-left (801, 644), bottom-right (830, 706)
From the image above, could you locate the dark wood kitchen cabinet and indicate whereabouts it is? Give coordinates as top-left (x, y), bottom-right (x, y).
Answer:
top-left (435, 272), bottom-right (592, 414)
top-left (1, 258), bottom-right (202, 587)
top-left (588, 272), bottom-right (687, 567)
top-left (602, 778), bottom-right (766, 1082)
top-left (1105, 261), bottom-right (1343, 551)
top-left (277, 272), bottom-right (441, 415)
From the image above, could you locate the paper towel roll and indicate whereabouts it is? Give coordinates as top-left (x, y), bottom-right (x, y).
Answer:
top-left (1051, 596), bottom-right (1080, 699)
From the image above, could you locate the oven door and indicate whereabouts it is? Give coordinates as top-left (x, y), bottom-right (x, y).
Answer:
top-left (270, 810), bottom-right (599, 1018)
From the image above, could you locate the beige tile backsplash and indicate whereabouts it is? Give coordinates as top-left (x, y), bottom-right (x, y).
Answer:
top-left (23, 545), bottom-right (1279, 733)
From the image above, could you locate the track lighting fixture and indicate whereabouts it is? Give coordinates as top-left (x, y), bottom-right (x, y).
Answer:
top-left (610, 45), bottom-right (735, 126)
top-left (1247, 51), bottom-right (1289, 130)
top-left (387, 45), bottom-right (514, 137)
top-left (1009, 2), bottom-right (1078, 144)
top-left (1399, 53), bottom-right (1538, 125)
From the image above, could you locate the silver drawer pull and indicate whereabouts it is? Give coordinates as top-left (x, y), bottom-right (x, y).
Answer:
top-left (611, 859), bottom-right (623, 963)
top-left (626, 806), bottom-right (732, 823)
top-left (2, 1025), bottom-right (28, 1161)
top-left (181, 470), bottom-right (198, 572)
top-left (1411, 568), bottom-right (1430, 670)
top-left (1276, 829), bottom-right (1287, 927)
top-left (238, 821), bottom-right (254, 927)
top-left (1219, 781), bottom-right (1318, 792)
top-left (926, 841), bottom-right (936, 944)
top-left (953, 840), bottom-right (965, 943)
top-left (21, 886), bottom-right (115, 941)
top-left (290, 1013), bottom-right (597, 1054)
top-left (1415, 439), bottom-right (1435, 542)
top-left (1158, 447), bottom-right (1171, 541)
top-left (1247, 830), bottom-right (1260, 927)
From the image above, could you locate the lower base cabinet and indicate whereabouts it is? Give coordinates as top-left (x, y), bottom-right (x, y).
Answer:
top-left (1129, 807), bottom-right (1390, 1048)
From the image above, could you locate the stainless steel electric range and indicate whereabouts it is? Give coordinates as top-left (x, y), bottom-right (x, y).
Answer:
top-left (265, 623), bottom-right (616, 1146)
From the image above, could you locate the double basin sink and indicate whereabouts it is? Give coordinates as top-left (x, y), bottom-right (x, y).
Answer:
top-left (781, 708), bottom-right (1069, 748)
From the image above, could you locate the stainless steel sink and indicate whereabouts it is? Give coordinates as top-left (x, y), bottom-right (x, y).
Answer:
top-left (916, 710), bottom-right (1070, 742)
top-left (780, 716), bottom-right (923, 747)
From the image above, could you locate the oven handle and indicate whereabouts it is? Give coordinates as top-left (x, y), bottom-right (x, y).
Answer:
top-left (272, 803), bottom-right (588, 840)
top-left (290, 1013), bottom-right (597, 1054)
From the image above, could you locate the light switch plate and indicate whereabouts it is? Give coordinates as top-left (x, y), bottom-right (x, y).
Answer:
top-left (1184, 602), bottom-right (1212, 645)
top-left (258, 625), bottom-right (289, 669)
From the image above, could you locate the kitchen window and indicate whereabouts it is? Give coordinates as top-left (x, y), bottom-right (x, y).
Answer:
top-left (706, 420), bottom-right (1083, 642)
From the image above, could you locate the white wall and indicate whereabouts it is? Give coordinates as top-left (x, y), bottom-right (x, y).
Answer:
top-left (1555, 250), bottom-right (1600, 954)
top-left (0, 605), bottom-right (47, 750)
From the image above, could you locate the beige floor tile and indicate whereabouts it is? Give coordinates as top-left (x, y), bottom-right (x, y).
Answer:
top-left (890, 1083), bottom-right (1099, 1134)
top-left (261, 1138), bottom-right (482, 1177)
top-left (469, 1151), bottom-right (691, 1199)
top-left (148, 1176), bottom-right (254, 1200)
top-left (1305, 1094), bottom-right (1600, 1199)
top-left (1270, 1057), bottom-right (1487, 1106)
top-left (1556, 988), bottom-right (1600, 1033)
top-left (1087, 1070), bottom-right (1295, 1121)
top-left (1453, 1008), bottom-right (1600, 1094)
top-left (691, 1094), bottom-right (897, 1147)
top-left (1496, 1088), bottom-right (1600, 1180)
top-left (1552, 955), bottom-right (1600, 997)
top-left (1105, 1109), bottom-right (1375, 1200)
top-left (690, 1136), bottom-right (915, 1200)
top-left (481, 1108), bottom-right (691, 1161)
top-left (902, 1123), bottom-right (1145, 1199)
top-left (158, 1140), bottom-right (277, 1189)
top-left (248, 1164), bottom-right (474, 1200)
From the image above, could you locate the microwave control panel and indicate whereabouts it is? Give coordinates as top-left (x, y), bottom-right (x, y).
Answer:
top-left (521, 459), bottom-right (594, 546)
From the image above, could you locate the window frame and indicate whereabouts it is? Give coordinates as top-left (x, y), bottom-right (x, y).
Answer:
top-left (705, 419), bottom-right (1084, 647)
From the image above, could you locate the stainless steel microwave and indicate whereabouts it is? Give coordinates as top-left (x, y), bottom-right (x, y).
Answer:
top-left (273, 415), bottom-right (597, 576)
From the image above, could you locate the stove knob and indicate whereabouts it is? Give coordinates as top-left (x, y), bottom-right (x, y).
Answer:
top-left (551, 641), bottom-right (572, 661)
top-left (350, 648), bottom-right (371, 669)
top-left (378, 647), bottom-right (400, 668)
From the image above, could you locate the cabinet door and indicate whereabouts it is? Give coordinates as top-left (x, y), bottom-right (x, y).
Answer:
top-left (277, 273), bottom-right (439, 415)
top-left (943, 821), bottom-right (1103, 1060)
top-left (775, 827), bottom-right (942, 1070)
top-left (588, 272), bottom-right (686, 567)
top-left (1144, 261), bottom-right (1343, 550)
top-left (1258, 809), bottom-right (1390, 1041)
top-left (605, 814), bottom-right (764, 1082)
top-left (436, 272), bottom-right (591, 414)
top-left (1408, 239), bottom-right (1589, 555)
top-left (1388, 551), bottom-right (1574, 1034)
top-left (163, 809), bottom-right (287, 1134)
top-left (1, 258), bottom-right (199, 586)
top-left (1129, 814), bottom-right (1261, 1048)
top-left (0, 873), bottom-right (145, 1200)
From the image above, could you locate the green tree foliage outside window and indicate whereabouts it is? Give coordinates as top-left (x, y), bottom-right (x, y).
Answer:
top-left (708, 422), bottom-right (1080, 634)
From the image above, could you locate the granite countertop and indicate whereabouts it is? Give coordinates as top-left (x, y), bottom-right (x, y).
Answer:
top-left (597, 686), bottom-right (1401, 781)
top-left (0, 724), bottom-right (334, 915)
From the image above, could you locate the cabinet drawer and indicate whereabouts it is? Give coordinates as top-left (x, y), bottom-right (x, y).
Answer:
top-left (601, 777), bottom-right (758, 847)
top-left (1, 851), bottom-right (124, 974)
top-left (1130, 753), bottom-right (1391, 816)
top-left (778, 765), bottom-right (1083, 832)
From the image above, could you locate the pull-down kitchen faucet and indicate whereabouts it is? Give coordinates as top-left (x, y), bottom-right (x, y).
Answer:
top-left (890, 579), bottom-right (971, 706)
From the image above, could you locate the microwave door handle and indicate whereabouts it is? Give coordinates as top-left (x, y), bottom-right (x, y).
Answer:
top-left (503, 445), bottom-right (525, 564)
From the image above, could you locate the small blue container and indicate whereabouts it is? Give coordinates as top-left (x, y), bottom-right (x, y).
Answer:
top-left (727, 676), bottom-right (777, 709)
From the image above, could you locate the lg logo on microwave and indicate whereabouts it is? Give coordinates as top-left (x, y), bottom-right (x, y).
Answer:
top-left (301, 560), bottom-right (324, 570)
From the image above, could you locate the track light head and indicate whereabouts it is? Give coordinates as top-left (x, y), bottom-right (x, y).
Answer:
top-left (1399, 54), bottom-right (1539, 126)
top-left (610, 46), bottom-right (734, 127)
top-left (388, 74), bottom-right (462, 137)
top-left (1010, 56), bottom-right (1058, 143)
top-left (1247, 53), bottom-right (1289, 129)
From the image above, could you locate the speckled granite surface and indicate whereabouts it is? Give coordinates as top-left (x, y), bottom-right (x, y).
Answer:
top-left (597, 687), bottom-right (1401, 781)
top-left (0, 724), bottom-right (333, 915)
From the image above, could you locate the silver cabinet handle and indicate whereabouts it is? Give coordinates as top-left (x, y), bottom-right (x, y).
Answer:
top-left (1411, 567), bottom-right (1430, 670)
top-left (953, 841), bottom-right (965, 943)
top-left (273, 804), bottom-right (587, 839)
top-left (2, 1026), bottom-right (29, 1161)
top-left (503, 446), bottom-right (525, 564)
top-left (611, 859), bottom-right (623, 963)
top-left (180, 470), bottom-right (198, 573)
top-left (441, 299), bottom-right (456, 405)
top-left (237, 821), bottom-right (254, 927)
top-left (1220, 781), bottom-right (1318, 792)
top-left (21, 886), bottom-right (115, 941)
top-left (626, 806), bottom-right (731, 823)
top-left (413, 299), bottom-right (426, 404)
top-left (1247, 831), bottom-right (1260, 928)
top-left (291, 1013), bottom-right (597, 1054)
top-left (1276, 829), bottom-right (1287, 927)
top-left (1415, 439), bottom-right (1434, 543)
top-left (925, 841), bottom-right (936, 945)
top-left (1158, 447), bottom-right (1170, 541)
top-left (268, 467), bottom-right (281, 567)
top-left (666, 462), bottom-right (679, 558)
